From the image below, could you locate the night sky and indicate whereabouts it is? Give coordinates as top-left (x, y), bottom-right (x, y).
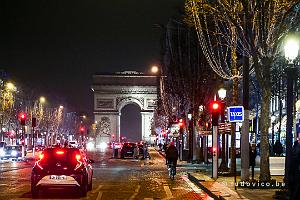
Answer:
top-left (0, 0), bottom-right (184, 116)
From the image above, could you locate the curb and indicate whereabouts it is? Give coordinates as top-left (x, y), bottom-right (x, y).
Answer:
top-left (187, 172), bottom-right (223, 200)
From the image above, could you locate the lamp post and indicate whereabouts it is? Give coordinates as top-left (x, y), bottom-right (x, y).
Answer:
top-left (218, 88), bottom-right (228, 171)
top-left (284, 35), bottom-right (299, 184)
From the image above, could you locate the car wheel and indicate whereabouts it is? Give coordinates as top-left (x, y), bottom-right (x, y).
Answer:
top-left (80, 176), bottom-right (88, 197)
top-left (31, 188), bottom-right (39, 198)
top-left (87, 177), bottom-right (93, 191)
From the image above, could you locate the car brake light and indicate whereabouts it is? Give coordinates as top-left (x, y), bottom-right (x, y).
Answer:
top-left (74, 154), bottom-right (83, 170)
top-left (56, 150), bottom-right (65, 155)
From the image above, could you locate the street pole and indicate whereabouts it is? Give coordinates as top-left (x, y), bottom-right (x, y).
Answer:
top-left (212, 125), bottom-right (218, 179)
top-left (188, 117), bottom-right (194, 162)
top-left (219, 100), bottom-right (228, 171)
top-left (285, 66), bottom-right (296, 183)
top-left (21, 125), bottom-right (25, 158)
top-left (32, 126), bottom-right (35, 156)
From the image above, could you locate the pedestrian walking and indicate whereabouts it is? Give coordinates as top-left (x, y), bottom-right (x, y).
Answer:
top-left (133, 145), bottom-right (139, 159)
top-left (273, 140), bottom-right (283, 156)
top-left (249, 143), bottom-right (257, 181)
top-left (288, 132), bottom-right (300, 200)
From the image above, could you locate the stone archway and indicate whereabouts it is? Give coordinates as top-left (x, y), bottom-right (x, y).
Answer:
top-left (92, 71), bottom-right (157, 145)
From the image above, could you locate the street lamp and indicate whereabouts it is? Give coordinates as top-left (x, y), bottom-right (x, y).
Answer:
top-left (6, 82), bottom-right (16, 91)
top-left (39, 96), bottom-right (46, 104)
top-left (284, 34), bottom-right (299, 184)
top-left (218, 88), bottom-right (228, 172)
top-left (151, 65), bottom-right (159, 74)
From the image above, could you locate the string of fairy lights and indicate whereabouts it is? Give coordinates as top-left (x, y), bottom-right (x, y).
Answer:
top-left (189, 0), bottom-right (253, 80)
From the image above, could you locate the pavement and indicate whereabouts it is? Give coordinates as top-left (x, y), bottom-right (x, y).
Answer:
top-left (156, 147), bottom-right (285, 200)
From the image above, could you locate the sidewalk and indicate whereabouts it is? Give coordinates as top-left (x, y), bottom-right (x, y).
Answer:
top-left (156, 148), bottom-right (283, 200)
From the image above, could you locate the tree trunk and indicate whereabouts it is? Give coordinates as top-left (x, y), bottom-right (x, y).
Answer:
top-left (259, 89), bottom-right (271, 181)
top-left (230, 76), bottom-right (238, 174)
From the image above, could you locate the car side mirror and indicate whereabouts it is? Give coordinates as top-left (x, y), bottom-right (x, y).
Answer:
top-left (89, 159), bottom-right (95, 164)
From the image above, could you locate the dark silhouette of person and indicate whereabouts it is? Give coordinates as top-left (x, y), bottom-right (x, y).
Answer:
top-left (165, 142), bottom-right (179, 168)
top-left (249, 143), bottom-right (257, 180)
top-left (273, 140), bottom-right (283, 156)
top-left (289, 132), bottom-right (300, 200)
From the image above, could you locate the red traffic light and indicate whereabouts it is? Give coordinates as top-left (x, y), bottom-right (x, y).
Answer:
top-left (178, 118), bottom-right (184, 127)
top-left (80, 126), bottom-right (85, 132)
top-left (211, 101), bottom-right (220, 111)
top-left (18, 112), bottom-right (27, 120)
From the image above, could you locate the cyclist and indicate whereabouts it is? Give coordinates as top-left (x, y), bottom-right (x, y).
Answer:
top-left (165, 142), bottom-right (178, 174)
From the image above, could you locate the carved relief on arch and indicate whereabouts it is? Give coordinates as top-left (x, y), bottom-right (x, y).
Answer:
top-left (116, 96), bottom-right (144, 111)
top-left (96, 117), bottom-right (111, 136)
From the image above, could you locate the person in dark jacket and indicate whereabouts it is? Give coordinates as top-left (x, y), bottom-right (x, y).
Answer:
top-left (273, 140), bottom-right (283, 156)
top-left (165, 142), bottom-right (179, 167)
top-left (289, 132), bottom-right (300, 200)
top-left (249, 143), bottom-right (257, 180)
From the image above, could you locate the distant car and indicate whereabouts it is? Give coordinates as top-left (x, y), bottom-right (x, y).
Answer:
top-left (120, 142), bottom-right (136, 158)
top-left (113, 142), bottom-right (122, 149)
top-left (3, 145), bottom-right (23, 160)
top-left (35, 145), bottom-right (45, 152)
top-left (0, 141), bottom-right (7, 159)
top-left (31, 147), bottom-right (94, 198)
top-left (69, 141), bottom-right (78, 148)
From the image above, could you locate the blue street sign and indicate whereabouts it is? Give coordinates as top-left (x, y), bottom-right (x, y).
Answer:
top-left (228, 106), bottom-right (244, 122)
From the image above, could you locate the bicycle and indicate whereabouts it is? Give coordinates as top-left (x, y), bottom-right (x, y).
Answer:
top-left (167, 162), bottom-right (176, 180)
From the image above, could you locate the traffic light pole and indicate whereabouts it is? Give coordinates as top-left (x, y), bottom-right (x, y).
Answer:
top-left (21, 125), bottom-right (25, 158)
top-left (212, 125), bottom-right (218, 179)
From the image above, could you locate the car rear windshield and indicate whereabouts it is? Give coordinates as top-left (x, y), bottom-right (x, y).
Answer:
top-left (123, 143), bottom-right (136, 147)
top-left (41, 148), bottom-right (81, 166)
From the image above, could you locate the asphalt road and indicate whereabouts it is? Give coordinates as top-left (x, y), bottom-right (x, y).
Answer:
top-left (0, 148), bottom-right (211, 200)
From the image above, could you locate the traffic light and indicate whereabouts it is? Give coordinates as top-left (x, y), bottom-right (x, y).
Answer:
top-left (80, 126), bottom-right (85, 133)
top-left (18, 112), bottom-right (27, 126)
top-left (210, 101), bottom-right (220, 126)
top-left (212, 147), bottom-right (217, 157)
top-left (178, 118), bottom-right (184, 128)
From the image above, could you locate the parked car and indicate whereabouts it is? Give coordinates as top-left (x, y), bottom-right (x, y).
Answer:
top-left (0, 141), bottom-right (7, 159)
top-left (3, 145), bottom-right (24, 160)
top-left (120, 142), bottom-right (136, 158)
top-left (31, 147), bottom-right (94, 198)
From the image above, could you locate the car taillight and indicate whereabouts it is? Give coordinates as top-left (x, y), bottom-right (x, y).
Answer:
top-left (35, 153), bottom-right (44, 170)
top-left (56, 150), bottom-right (65, 155)
top-left (74, 154), bottom-right (83, 170)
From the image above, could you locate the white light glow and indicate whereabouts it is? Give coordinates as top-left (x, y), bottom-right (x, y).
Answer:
top-left (11, 150), bottom-right (17, 157)
top-left (99, 142), bottom-right (107, 150)
top-left (285, 38), bottom-right (299, 62)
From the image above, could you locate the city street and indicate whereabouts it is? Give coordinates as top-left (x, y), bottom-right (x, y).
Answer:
top-left (0, 148), bottom-right (211, 200)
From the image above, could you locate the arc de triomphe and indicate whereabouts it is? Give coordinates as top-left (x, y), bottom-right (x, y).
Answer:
top-left (91, 71), bottom-right (157, 144)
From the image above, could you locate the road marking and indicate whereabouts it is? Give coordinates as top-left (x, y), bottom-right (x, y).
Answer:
top-left (91, 185), bottom-right (103, 194)
top-left (96, 191), bottom-right (103, 200)
top-left (163, 185), bottom-right (173, 199)
top-left (181, 175), bottom-right (203, 194)
top-left (129, 185), bottom-right (141, 200)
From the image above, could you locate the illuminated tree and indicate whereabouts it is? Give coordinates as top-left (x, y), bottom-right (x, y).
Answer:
top-left (185, 0), bottom-right (300, 181)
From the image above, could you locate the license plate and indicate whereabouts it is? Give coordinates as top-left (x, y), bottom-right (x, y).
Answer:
top-left (127, 152), bottom-right (132, 154)
top-left (50, 175), bottom-right (66, 180)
